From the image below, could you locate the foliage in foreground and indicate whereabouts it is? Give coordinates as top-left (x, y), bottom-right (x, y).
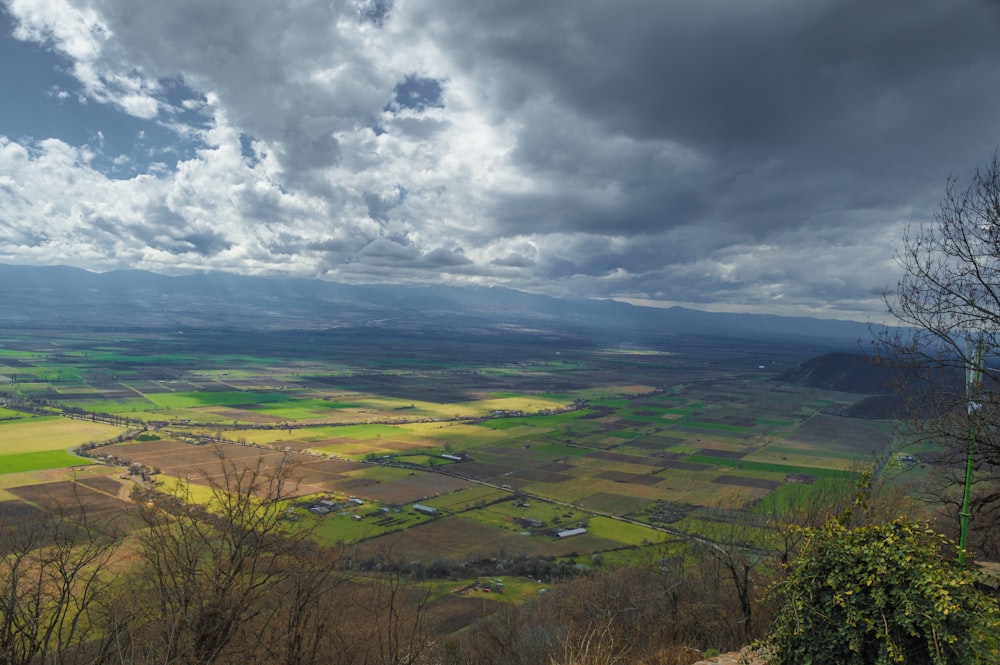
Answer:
top-left (766, 516), bottom-right (1000, 665)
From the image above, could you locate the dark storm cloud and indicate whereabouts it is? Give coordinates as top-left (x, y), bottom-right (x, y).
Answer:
top-left (418, 0), bottom-right (1000, 241)
top-left (355, 238), bottom-right (470, 270)
top-left (364, 186), bottom-right (406, 222)
top-left (491, 253), bottom-right (535, 269)
top-left (358, 0), bottom-right (393, 27)
top-left (169, 230), bottom-right (232, 256)
top-left (131, 205), bottom-right (232, 256)
top-left (4, 227), bottom-right (49, 247)
top-left (307, 237), bottom-right (360, 253)
top-left (420, 247), bottom-right (470, 268)
top-left (279, 117), bottom-right (342, 173)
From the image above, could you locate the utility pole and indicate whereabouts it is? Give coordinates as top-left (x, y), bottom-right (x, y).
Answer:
top-left (959, 336), bottom-right (983, 566)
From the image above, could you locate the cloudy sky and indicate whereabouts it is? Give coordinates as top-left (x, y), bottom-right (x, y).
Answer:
top-left (2, 0), bottom-right (1000, 321)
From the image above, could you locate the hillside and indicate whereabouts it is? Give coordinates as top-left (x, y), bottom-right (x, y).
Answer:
top-left (775, 352), bottom-right (897, 394)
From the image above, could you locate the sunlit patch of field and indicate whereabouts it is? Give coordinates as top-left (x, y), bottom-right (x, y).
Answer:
top-left (0, 349), bottom-right (37, 359)
top-left (335, 465), bottom-right (411, 483)
top-left (400, 421), bottom-right (507, 441)
top-left (474, 395), bottom-right (569, 412)
top-left (216, 429), bottom-right (297, 445)
top-left (0, 417), bottom-right (126, 453)
top-left (309, 435), bottom-right (445, 459)
top-left (0, 450), bottom-right (95, 474)
top-left (151, 475), bottom-right (219, 505)
top-left (145, 391), bottom-right (291, 410)
top-left (585, 516), bottom-right (666, 545)
top-left (218, 424), bottom-right (413, 456)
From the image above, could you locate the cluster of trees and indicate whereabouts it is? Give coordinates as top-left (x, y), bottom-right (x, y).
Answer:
top-left (0, 454), bottom-right (431, 665)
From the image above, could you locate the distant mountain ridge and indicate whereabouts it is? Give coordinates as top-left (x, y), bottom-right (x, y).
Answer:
top-left (0, 263), bottom-right (877, 346)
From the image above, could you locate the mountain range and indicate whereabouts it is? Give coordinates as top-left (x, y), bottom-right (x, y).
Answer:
top-left (0, 263), bottom-right (878, 347)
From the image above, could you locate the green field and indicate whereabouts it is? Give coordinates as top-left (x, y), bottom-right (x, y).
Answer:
top-left (0, 449), bottom-right (94, 473)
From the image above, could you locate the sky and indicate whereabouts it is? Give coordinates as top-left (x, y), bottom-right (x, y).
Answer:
top-left (2, 0), bottom-right (1000, 322)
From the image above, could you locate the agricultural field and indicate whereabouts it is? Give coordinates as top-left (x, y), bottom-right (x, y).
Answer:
top-left (0, 326), bottom-right (897, 568)
top-left (0, 415), bottom-right (125, 473)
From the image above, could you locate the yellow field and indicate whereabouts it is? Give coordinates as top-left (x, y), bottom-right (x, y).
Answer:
top-left (154, 475), bottom-right (219, 505)
top-left (0, 417), bottom-right (127, 453)
top-left (217, 429), bottom-right (298, 445)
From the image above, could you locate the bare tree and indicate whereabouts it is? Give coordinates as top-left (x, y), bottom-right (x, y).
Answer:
top-left (338, 549), bottom-right (433, 665)
top-left (108, 448), bottom-right (312, 664)
top-left (879, 151), bottom-right (1000, 557)
top-left (0, 487), bottom-right (124, 665)
top-left (249, 543), bottom-right (349, 665)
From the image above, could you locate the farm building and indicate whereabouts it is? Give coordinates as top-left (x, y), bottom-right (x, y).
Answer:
top-left (412, 503), bottom-right (438, 516)
top-left (556, 527), bottom-right (587, 538)
top-left (441, 454), bottom-right (463, 462)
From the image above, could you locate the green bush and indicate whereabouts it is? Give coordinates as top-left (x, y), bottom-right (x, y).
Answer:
top-left (767, 517), bottom-right (999, 665)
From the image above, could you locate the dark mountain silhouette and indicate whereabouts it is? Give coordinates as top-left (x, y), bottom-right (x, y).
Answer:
top-left (775, 352), bottom-right (898, 394)
top-left (775, 351), bottom-right (986, 420)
